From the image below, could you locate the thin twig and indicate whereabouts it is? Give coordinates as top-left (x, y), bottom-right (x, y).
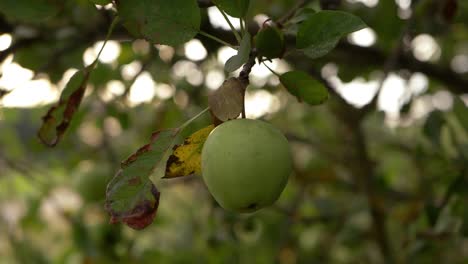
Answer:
top-left (238, 51), bottom-right (257, 118)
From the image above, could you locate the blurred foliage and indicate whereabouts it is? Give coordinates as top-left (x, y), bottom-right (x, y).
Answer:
top-left (0, 0), bottom-right (468, 263)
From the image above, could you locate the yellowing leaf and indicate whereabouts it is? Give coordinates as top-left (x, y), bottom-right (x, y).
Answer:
top-left (165, 125), bottom-right (214, 178)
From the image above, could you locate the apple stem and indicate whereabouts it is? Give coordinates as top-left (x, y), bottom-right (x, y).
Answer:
top-left (238, 50), bottom-right (257, 119)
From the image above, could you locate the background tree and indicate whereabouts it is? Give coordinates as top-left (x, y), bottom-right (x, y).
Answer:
top-left (0, 0), bottom-right (467, 263)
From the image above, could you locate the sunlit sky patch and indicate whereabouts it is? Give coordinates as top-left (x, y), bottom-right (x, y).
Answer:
top-left (346, 0), bottom-right (379, 8)
top-left (395, 0), bottom-right (411, 10)
top-left (253, 14), bottom-right (270, 27)
top-left (0, 34), bottom-right (12, 51)
top-left (100, 80), bottom-right (125, 102)
top-left (329, 76), bottom-right (379, 108)
top-left (207, 7), bottom-right (241, 30)
top-left (432, 90), bottom-right (453, 111)
top-left (2, 78), bottom-right (58, 107)
top-left (155, 83), bottom-right (176, 100)
top-left (245, 90), bottom-right (281, 119)
top-left (184, 39), bottom-right (207, 61)
top-left (205, 70), bottom-right (225, 90)
top-left (121, 61), bottom-right (142, 81)
top-left (348, 28), bottom-right (377, 47)
top-left (157, 45), bottom-right (175, 62)
top-left (451, 54), bottom-right (468, 74)
top-left (411, 34), bottom-right (441, 62)
top-left (217, 46), bottom-right (238, 65)
top-left (83, 40), bottom-right (121, 66)
top-left (128, 72), bottom-right (156, 106)
top-left (378, 73), bottom-right (409, 114)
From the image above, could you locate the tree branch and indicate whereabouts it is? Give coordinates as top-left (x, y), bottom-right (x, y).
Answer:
top-left (304, 67), bottom-right (395, 263)
top-left (197, 0), bottom-right (214, 8)
top-left (334, 42), bottom-right (468, 95)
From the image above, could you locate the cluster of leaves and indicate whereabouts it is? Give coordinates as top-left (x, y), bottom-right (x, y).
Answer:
top-left (24, 0), bottom-right (367, 230)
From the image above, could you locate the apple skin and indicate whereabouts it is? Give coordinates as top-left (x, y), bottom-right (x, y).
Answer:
top-left (201, 119), bottom-right (292, 213)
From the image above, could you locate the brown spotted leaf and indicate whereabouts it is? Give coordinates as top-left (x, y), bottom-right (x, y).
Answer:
top-left (105, 129), bottom-right (179, 230)
top-left (208, 77), bottom-right (245, 121)
top-left (165, 125), bottom-right (214, 179)
top-left (37, 67), bottom-right (92, 146)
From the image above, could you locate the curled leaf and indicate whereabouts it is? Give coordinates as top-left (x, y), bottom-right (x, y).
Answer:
top-left (280, 71), bottom-right (329, 105)
top-left (38, 67), bottom-right (92, 147)
top-left (165, 125), bottom-right (214, 178)
top-left (208, 78), bottom-right (246, 121)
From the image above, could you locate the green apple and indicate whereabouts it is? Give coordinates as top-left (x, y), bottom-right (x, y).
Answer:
top-left (201, 119), bottom-right (292, 213)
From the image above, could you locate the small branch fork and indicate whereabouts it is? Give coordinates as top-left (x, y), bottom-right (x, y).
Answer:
top-left (237, 50), bottom-right (257, 118)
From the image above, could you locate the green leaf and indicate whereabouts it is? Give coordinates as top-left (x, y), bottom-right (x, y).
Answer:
top-left (225, 32), bottom-right (251, 72)
top-left (453, 97), bottom-right (468, 132)
top-left (213, 0), bottom-right (250, 18)
top-left (116, 0), bottom-right (201, 46)
top-left (0, 0), bottom-right (59, 22)
top-left (105, 129), bottom-right (179, 230)
top-left (287, 8), bottom-right (316, 25)
top-left (280, 71), bottom-right (329, 105)
top-left (38, 67), bottom-right (92, 147)
top-left (283, 8), bottom-right (317, 35)
top-left (296, 11), bottom-right (366, 59)
top-left (255, 26), bottom-right (284, 59)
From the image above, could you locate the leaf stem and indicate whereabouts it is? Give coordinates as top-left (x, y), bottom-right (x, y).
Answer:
top-left (217, 6), bottom-right (242, 44)
top-left (262, 62), bottom-right (281, 77)
top-left (178, 107), bottom-right (210, 131)
top-left (240, 18), bottom-right (245, 35)
top-left (198, 31), bottom-right (236, 49)
top-left (92, 16), bottom-right (119, 67)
